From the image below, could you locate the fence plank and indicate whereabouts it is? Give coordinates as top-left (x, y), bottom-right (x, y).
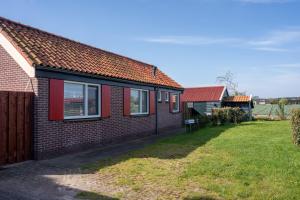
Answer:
top-left (0, 91), bottom-right (33, 166)
top-left (8, 92), bottom-right (17, 163)
top-left (17, 93), bottom-right (25, 162)
top-left (24, 93), bottom-right (32, 160)
top-left (0, 92), bottom-right (8, 165)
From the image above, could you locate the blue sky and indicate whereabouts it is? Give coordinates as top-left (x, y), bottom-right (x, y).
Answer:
top-left (1, 0), bottom-right (300, 98)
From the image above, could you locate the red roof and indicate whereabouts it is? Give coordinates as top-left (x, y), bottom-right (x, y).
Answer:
top-left (223, 96), bottom-right (252, 102)
top-left (0, 17), bottom-right (182, 89)
top-left (182, 86), bottom-right (226, 102)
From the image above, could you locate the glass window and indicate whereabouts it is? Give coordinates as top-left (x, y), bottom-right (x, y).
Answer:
top-left (141, 90), bottom-right (148, 113)
top-left (157, 91), bottom-right (162, 102)
top-left (64, 81), bottom-right (100, 119)
top-left (130, 89), bottom-right (149, 115)
top-left (172, 93), bottom-right (180, 112)
top-left (165, 92), bottom-right (169, 102)
top-left (88, 86), bottom-right (99, 116)
top-left (64, 83), bottom-right (85, 117)
top-left (130, 89), bottom-right (140, 114)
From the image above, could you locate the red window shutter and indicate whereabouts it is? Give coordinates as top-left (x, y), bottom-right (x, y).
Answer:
top-left (101, 85), bottom-right (111, 118)
top-left (169, 93), bottom-right (173, 113)
top-left (149, 90), bottom-right (155, 115)
top-left (49, 79), bottom-right (64, 121)
top-left (123, 87), bottom-right (131, 116)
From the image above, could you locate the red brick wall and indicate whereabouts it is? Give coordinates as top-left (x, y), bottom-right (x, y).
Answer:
top-left (157, 91), bottom-right (183, 131)
top-left (34, 78), bottom-right (159, 159)
top-left (0, 46), bottom-right (36, 92)
top-left (0, 45), bottom-right (182, 159)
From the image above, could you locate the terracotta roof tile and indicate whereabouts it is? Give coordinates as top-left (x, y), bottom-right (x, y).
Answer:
top-left (223, 96), bottom-right (251, 102)
top-left (0, 17), bottom-right (182, 89)
top-left (182, 86), bottom-right (226, 102)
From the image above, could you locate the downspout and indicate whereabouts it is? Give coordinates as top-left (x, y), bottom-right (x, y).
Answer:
top-left (155, 87), bottom-right (159, 135)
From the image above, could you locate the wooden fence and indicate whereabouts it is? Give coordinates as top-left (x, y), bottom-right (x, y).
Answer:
top-left (0, 91), bottom-right (33, 166)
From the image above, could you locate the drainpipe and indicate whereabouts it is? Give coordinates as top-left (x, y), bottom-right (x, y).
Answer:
top-left (155, 87), bottom-right (159, 135)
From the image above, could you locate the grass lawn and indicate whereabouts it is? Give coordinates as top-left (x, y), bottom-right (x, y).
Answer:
top-left (79, 121), bottom-right (300, 200)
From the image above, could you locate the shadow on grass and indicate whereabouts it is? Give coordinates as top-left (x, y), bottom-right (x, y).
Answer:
top-left (0, 124), bottom-right (234, 200)
top-left (76, 191), bottom-right (119, 200)
top-left (85, 124), bottom-right (234, 171)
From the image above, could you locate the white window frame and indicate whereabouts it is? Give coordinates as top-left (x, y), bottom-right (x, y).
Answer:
top-left (64, 80), bottom-right (101, 119)
top-left (157, 91), bottom-right (162, 102)
top-left (172, 93), bottom-right (180, 113)
top-left (165, 92), bottom-right (169, 102)
top-left (130, 88), bottom-right (149, 115)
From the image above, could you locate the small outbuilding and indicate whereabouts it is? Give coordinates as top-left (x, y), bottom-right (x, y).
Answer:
top-left (181, 86), bottom-right (229, 116)
top-left (182, 86), bottom-right (254, 120)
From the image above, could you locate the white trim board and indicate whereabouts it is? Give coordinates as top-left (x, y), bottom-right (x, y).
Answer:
top-left (219, 86), bottom-right (227, 101)
top-left (0, 32), bottom-right (35, 77)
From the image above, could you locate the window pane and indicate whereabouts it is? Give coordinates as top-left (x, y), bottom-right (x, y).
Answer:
top-left (88, 85), bottom-right (99, 116)
top-left (64, 83), bottom-right (85, 117)
top-left (141, 90), bottom-right (148, 113)
top-left (165, 92), bottom-right (169, 101)
top-left (130, 89), bottom-right (140, 113)
top-left (158, 91), bottom-right (161, 101)
top-left (173, 94), bottom-right (179, 112)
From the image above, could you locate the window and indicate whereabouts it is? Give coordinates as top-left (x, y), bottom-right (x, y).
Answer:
top-left (172, 93), bottom-right (180, 112)
top-left (157, 91), bottom-right (162, 102)
top-left (165, 92), bottom-right (169, 102)
top-left (130, 89), bottom-right (149, 115)
top-left (64, 81), bottom-right (100, 119)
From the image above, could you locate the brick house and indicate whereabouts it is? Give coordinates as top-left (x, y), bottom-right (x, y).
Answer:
top-left (0, 17), bottom-right (183, 159)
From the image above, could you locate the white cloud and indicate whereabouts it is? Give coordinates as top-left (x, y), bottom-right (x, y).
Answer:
top-left (252, 47), bottom-right (289, 52)
top-left (139, 36), bottom-right (242, 45)
top-left (138, 28), bottom-right (300, 52)
top-left (237, 0), bottom-right (293, 4)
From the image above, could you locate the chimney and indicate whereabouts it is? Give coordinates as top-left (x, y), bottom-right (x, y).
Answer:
top-left (152, 66), bottom-right (157, 77)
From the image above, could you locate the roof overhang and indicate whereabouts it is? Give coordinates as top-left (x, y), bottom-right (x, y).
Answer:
top-left (36, 65), bottom-right (184, 92)
top-left (0, 32), bottom-right (35, 77)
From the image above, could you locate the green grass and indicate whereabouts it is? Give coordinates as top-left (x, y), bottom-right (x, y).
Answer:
top-left (80, 121), bottom-right (300, 200)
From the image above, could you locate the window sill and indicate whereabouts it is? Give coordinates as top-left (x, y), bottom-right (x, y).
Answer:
top-left (130, 114), bottom-right (150, 117)
top-left (63, 117), bottom-right (101, 122)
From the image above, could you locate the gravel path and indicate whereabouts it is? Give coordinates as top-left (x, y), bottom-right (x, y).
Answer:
top-left (0, 129), bottom-right (183, 200)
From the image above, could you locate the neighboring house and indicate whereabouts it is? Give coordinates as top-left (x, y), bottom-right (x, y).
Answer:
top-left (223, 95), bottom-right (254, 120)
top-left (182, 86), bottom-right (253, 120)
top-left (0, 17), bottom-right (183, 159)
top-left (181, 86), bottom-right (229, 115)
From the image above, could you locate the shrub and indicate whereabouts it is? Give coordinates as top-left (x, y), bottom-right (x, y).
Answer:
top-left (291, 109), bottom-right (300, 146)
top-left (229, 107), bottom-right (245, 124)
top-left (212, 107), bottom-right (244, 125)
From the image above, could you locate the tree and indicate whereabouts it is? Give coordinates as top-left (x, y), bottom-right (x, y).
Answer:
top-left (216, 71), bottom-right (245, 95)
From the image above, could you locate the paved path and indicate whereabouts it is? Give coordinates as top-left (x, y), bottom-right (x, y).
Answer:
top-left (0, 129), bottom-right (184, 200)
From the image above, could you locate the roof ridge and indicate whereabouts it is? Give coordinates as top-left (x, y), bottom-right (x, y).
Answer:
top-left (0, 16), bottom-right (155, 69)
top-left (184, 85), bottom-right (225, 89)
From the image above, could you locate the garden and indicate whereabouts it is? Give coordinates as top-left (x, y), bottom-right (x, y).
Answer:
top-left (77, 109), bottom-right (300, 200)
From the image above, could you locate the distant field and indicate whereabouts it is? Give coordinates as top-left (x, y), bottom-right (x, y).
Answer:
top-left (253, 104), bottom-right (300, 117)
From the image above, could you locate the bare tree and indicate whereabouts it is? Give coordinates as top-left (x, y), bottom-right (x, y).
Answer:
top-left (216, 71), bottom-right (245, 95)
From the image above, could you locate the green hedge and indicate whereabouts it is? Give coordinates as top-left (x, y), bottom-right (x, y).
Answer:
top-left (291, 109), bottom-right (300, 146)
top-left (212, 107), bottom-right (245, 125)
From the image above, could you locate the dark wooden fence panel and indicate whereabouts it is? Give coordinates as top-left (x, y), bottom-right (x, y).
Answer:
top-left (0, 91), bottom-right (33, 166)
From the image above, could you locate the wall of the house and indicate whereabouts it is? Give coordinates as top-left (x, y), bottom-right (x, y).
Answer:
top-left (157, 91), bottom-right (183, 131)
top-left (193, 101), bottom-right (221, 115)
top-left (34, 78), bottom-right (183, 159)
top-left (0, 45), bottom-right (183, 159)
top-left (0, 46), bottom-right (36, 92)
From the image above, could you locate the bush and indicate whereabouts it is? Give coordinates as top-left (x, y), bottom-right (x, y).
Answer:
top-left (291, 109), bottom-right (300, 146)
top-left (196, 114), bottom-right (210, 127)
top-left (212, 107), bottom-right (245, 125)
